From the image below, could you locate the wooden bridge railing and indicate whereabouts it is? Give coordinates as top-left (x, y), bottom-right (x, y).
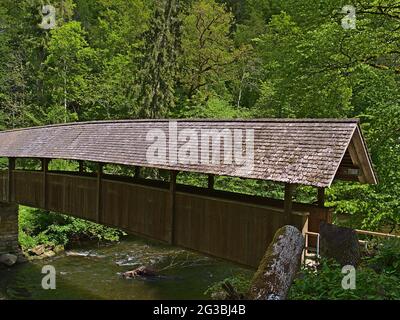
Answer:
top-left (0, 169), bottom-right (311, 268)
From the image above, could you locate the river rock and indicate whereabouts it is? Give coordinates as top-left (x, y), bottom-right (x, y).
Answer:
top-left (42, 250), bottom-right (56, 258)
top-left (0, 253), bottom-right (18, 267)
top-left (54, 245), bottom-right (64, 254)
top-left (319, 222), bottom-right (361, 267)
top-left (28, 244), bottom-right (46, 256)
top-left (248, 225), bottom-right (304, 300)
top-left (27, 244), bottom-right (62, 260)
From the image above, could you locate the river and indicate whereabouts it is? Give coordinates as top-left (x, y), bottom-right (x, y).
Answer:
top-left (0, 236), bottom-right (252, 300)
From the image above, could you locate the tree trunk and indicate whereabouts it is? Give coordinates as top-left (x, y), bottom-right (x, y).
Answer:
top-left (248, 225), bottom-right (304, 300)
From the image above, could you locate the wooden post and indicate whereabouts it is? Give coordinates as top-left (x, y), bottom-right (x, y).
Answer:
top-left (284, 183), bottom-right (295, 225)
top-left (79, 161), bottom-right (84, 173)
top-left (317, 187), bottom-right (332, 232)
top-left (42, 158), bottom-right (50, 208)
top-left (169, 170), bottom-right (178, 244)
top-left (8, 158), bottom-right (15, 203)
top-left (96, 163), bottom-right (103, 223)
top-left (317, 187), bottom-right (325, 207)
top-left (134, 166), bottom-right (141, 179)
top-left (208, 174), bottom-right (214, 190)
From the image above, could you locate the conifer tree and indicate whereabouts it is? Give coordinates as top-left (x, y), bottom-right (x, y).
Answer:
top-left (137, 0), bottom-right (181, 118)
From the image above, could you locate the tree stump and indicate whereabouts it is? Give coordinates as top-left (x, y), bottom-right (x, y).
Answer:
top-left (248, 225), bottom-right (304, 300)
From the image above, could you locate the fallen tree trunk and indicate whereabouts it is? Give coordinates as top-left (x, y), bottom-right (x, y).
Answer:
top-left (248, 225), bottom-right (304, 300)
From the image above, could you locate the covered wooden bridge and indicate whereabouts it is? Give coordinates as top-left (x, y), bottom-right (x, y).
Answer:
top-left (0, 119), bottom-right (377, 268)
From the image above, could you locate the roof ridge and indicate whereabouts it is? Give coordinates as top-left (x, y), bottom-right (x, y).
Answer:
top-left (0, 118), bottom-right (360, 134)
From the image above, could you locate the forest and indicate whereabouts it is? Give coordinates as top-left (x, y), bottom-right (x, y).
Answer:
top-left (0, 0), bottom-right (399, 300)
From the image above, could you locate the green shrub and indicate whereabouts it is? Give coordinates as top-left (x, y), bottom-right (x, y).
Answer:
top-left (204, 274), bottom-right (252, 299)
top-left (366, 238), bottom-right (400, 276)
top-left (288, 259), bottom-right (400, 300)
top-left (19, 206), bottom-right (125, 250)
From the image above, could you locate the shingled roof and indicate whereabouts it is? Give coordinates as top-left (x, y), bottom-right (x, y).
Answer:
top-left (0, 119), bottom-right (377, 188)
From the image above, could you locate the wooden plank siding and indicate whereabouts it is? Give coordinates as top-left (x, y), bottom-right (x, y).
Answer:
top-left (0, 170), bottom-right (309, 268)
top-left (101, 179), bottom-right (170, 242)
top-left (13, 171), bottom-right (44, 207)
top-left (47, 173), bottom-right (98, 221)
top-left (174, 191), bottom-right (308, 267)
top-left (0, 171), bottom-right (8, 202)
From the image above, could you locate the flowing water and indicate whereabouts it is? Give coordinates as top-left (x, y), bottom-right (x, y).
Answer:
top-left (0, 236), bottom-right (252, 300)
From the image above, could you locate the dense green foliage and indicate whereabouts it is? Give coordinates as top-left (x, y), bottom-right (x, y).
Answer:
top-left (19, 206), bottom-right (125, 250)
top-left (204, 273), bottom-right (251, 299)
top-left (367, 238), bottom-right (400, 275)
top-left (288, 261), bottom-right (400, 300)
top-left (0, 1), bottom-right (399, 247)
top-left (288, 245), bottom-right (400, 300)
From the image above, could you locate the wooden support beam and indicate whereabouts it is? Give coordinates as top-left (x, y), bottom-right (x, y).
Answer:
top-left (134, 166), bottom-right (141, 179)
top-left (350, 127), bottom-right (377, 184)
top-left (42, 158), bottom-right (50, 208)
top-left (96, 163), bottom-right (103, 223)
top-left (79, 161), bottom-right (84, 173)
top-left (317, 187), bottom-right (325, 208)
top-left (169, 170), bottom-right (178, 244)
top-left (8, 157), bottom-right (15, 203)
top-left (41, 158), bottom-right (49, 172)
top-left (207, 174), bottom-right (215, 190)
top-left (284, 183), bottom-right (296, 225)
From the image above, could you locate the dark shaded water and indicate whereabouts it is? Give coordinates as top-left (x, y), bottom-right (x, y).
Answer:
top-left (0, 236), bottom-right (252, 300)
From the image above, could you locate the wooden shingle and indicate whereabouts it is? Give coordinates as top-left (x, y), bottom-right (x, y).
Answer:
top-left (0, 119), bottom-right (377, 187)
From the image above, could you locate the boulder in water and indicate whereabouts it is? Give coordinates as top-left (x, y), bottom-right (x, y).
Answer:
top-left (0, 253), bottom-right (18, 267)
top-left (122, 266), bottom-right (157, 279)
